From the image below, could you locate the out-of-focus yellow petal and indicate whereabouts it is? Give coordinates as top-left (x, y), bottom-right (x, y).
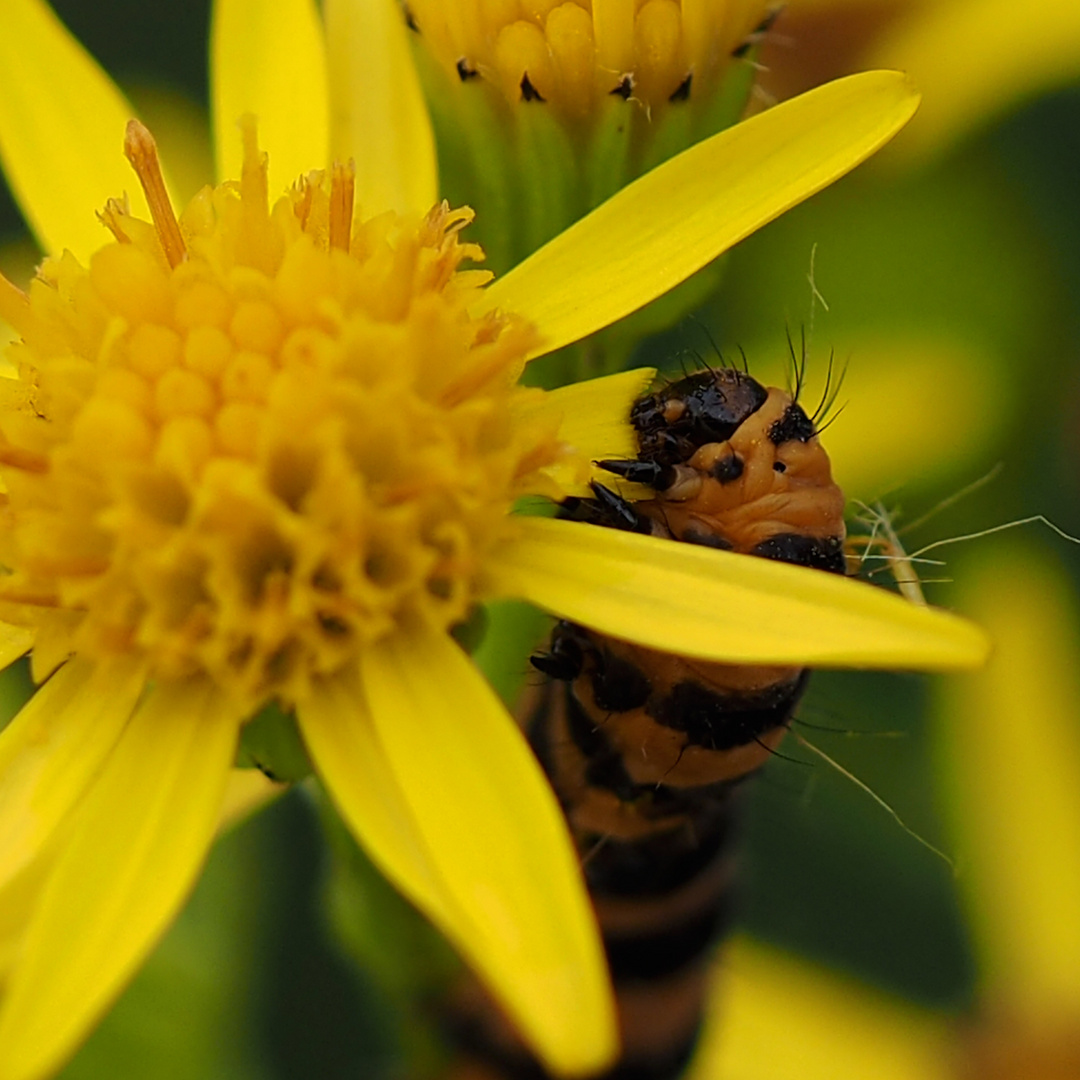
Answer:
top-left (217, 768), bottom-right (286, 833)
top-left (0, 659), bottom-right (145, 891)
top-left (692, 937), bottom-right (952, 1080)
top-left (740, 334), bottom-right (1005, 500)
top-left (479, 71), bottom-right (919, 359)
top-left (0, 625), bottom-right (33, 675)
top-left (324, 0), bottom-right (438, 217)
top-left (937, 544), bottom-right (1080, 1023)
top-left (0, 857), bottom-right (50, 986)
top-left (300, 632), bottom-right (618, 1077)
top-left (516, 368), bottom-right (656, 496)
top-left (868, 0), bottom-right (1080, 160)
top-left (0, 679), bottom-right (242, 1080)
top-left (486, 517), bottom-right (989, 669)
top-left (0, 0), bottom-right (162, 261)
top-left (211, 0), bottom-right (329, 191)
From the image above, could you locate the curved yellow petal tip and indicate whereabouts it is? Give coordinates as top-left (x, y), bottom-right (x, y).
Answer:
top-left (480, 69), bottom-right (921, 359)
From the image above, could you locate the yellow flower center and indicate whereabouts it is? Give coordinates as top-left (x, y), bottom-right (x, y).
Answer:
top-left (407, 0), bottom-right (774, 116)
top-left (0, 121), bottom-right (568, 710)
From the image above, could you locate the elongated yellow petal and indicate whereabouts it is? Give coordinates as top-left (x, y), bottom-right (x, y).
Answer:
top-left (361, 629), bottom-right (616, 1076)
top-left (0, 856), bottom-right (50, 985)
top-left (217, 768), bottom-right (286, 833)
top-left (485, 517), bottom-right (989, 669)
top-left (0, 659), bottom-right (146, 891)
top-left (516, 367), bottom-right (656, 496)
top-left (297, 667), bottom-right (451, 920)
top-left (938, 546), bottom-right (1080, 1022)
top-left (211, 0), bottom-right (330, 190)
top-left (0, 678), bottom-right (241, 1080)
top-left (868, 0), bottom-right (1080, 160)
top-left (300, 633), bottom-right (618, 1076)
top-left (324, 0), bottom-right (438, 217)
top-left (0, 0), bottom-right (161, 260)
top-left (692, 937), bottom-right (952, 1080)
top-left (0, 624), bottom-right (33, 674)
top-left (479, 71), bottom-right (919, 359)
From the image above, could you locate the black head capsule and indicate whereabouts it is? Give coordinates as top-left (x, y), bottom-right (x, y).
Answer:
top-left (632, 369), bottom-right (769, 467)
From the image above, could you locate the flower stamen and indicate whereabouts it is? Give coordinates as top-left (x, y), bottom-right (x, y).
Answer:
top-left (123, 119), bottom-right (187, 269)
top-left (329, 160), bottom-right (356, 253)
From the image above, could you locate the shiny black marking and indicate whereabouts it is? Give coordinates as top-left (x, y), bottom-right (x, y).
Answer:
top-left (710, 454), bottom-right (743, 483)
top-left (402, 4), bottom-right (418, 32)
top-left (751, 533), bottom-right (846, 574)
top-left (669, 74), bottom-right (692, 102)
top-left (768, 402), bottom-right (816, 444)
top-left (520, 73), bottom-right (545, 101)
top-left (632, 369), bottom-right (769, 467)
top-left (598, 458), bottom-right (675, 490)
top-left (611, 74), bottom-right (634, 99)
top-left (456, 58), bottom-right (478, 81)
top-left (773, 461), bottom-right (786, 473)
top-left (649, 671), bottom-right (808, 750)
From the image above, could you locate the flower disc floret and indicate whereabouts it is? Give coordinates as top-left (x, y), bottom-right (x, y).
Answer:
top-left (0, 124), bottom-right (565, 710)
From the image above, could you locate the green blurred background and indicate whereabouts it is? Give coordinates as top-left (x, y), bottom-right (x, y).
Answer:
top-left (3, 2), bottom-right (1080, 1075)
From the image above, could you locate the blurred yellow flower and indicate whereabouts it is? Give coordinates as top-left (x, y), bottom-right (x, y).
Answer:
top-left (683, 542), bottom-right (1080, 1078)
top-left (761, 0), bottom-right (1080, 159)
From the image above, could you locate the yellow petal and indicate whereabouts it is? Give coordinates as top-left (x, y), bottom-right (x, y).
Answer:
top-left (217, 768), bottom-right (286, 833)
top-left (516, 367), bottom-right (657, 497)
top-left (485, 517), bottom-right (989, 669)
top-left (937, 545), bottom-right (1080, 1023)
top-left (300, 632), bottom-right (618, 1076)
top-left (211, 0), bottom-right (330, 191)
top-left (0, 658), bottom-right (146, 891)
top-left (868, 0), bottom-right (1080, 160)
top-left (693, 937), bottom-right (952, 1080)
top-left (478, 71), bottom-right (919, 359)
top-left (0, 0), bottom-right (163, 261)
top-left (0, 678), bottom-right (241, 1080)
top-left (0, 624), bottom-right (33, 675)
top-left (0, 857), bottom-right (50, 986)
top-left (324, 0), bottom-right (438, 217)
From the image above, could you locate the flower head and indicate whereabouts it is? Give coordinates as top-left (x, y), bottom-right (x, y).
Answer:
top-left (0, 1), bottom-right (982, 1078)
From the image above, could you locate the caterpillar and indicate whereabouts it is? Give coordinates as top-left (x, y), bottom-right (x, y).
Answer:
top-left (446, 362), bottom-right (847, 1080)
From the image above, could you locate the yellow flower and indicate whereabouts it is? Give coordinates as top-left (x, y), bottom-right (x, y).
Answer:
top-left (681, 542), bottom-right (1080, 1079)
top-left (760, 0), bottom-right (1080, 160)
top-left (0, 1), bottom-right (985, 1079)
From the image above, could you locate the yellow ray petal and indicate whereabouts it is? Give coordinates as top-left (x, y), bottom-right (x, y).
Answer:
top-left (868, 0), bottom-right (1080, 160)
top-left (217, 768), bottom-right (286, 833)
top-left (0, 658), bottom-right (146, 891)
top-left (0, 624), bottom-right (33, 675)
top-left (300, 633), bottom-right (618, 1076)
top-left (693, 937), bottom-right (952, 1080)
top-left (324, 0), bottom-right (438, 217)
top-left (485, 517), bottom-right (989, 670)
top-left (211, 0), bottom-right (330, 191)
top-left (297, 667), bottom-right (451, 920)
top-left (0, 0), bottom-right (162, 261)
top-left (478, 71), bottom-right (919, 359)
top-left (938, 546), bottom-right (1080, 1022)
top-left (0, 856), bottom-right (50, 986)
top-left (515, 367), bottom-right (657, 496)
top-left (0, 678), bottom-right (241, 1080)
